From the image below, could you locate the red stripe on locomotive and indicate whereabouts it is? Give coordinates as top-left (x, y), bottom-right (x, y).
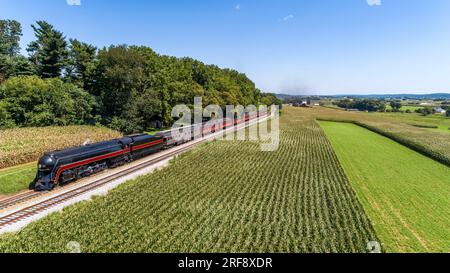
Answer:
top-left (54, 139), bottom-right (163, 183)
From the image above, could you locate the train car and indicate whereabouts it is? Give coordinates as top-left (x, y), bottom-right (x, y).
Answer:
top-left (156, 125), bottom-right (195, 149)
top-left (202, 119), bottom-right (224, 137)
top-left (130, 134), bottom-right (164, 159)
top-left (223, 117), bottom-right (233, 128)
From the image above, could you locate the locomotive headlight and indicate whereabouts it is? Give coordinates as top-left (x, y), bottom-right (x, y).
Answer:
top-left (38, 155), bottom-right (55, 171)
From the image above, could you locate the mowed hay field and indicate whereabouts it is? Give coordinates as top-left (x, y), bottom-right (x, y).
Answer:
top-left (320, 121), bottom-right (450, 253)
top-left (312, 107), bottom-right (450, 166)
top-left (0, 107), bottom-right (377, 253)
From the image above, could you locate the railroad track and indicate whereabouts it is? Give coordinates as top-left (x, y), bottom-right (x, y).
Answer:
top-left (0, 114), bottom-right (270, 229)
top-left (0, 191), bottom-right (44, 211)
top-left (0, 141), bottom-right (197, 229)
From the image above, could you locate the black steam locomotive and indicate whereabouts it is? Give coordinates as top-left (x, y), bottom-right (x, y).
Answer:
top-left (34, 134), bottom-right (164, 191)
top-left (33, 111), bottom-right (268, 191)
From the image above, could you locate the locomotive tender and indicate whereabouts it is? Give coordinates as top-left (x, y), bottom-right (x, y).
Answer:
top-left (33, 110), bottom-right (268, 191)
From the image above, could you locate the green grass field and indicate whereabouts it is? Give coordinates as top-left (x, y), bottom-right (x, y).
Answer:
top-left (0, 107), bottom-right (377, 253)
top-left (320, 121), bottom-right (450, 253)
top-left (401, 105), bottom-right (424, 111)
top-left (385, 105), bottom-right (424, 112)
top-left (386, 104), bottom-right (423, 112)
top-left (0, 163), bottom-right (36, 195)
top-left (312, 107), bottom-right (450, 166)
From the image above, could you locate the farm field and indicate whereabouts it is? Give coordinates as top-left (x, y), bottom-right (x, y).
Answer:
top-left (373, 112), bottom-right (450, 133)
top-left (320, 121), bottom-right (450, 253)
top-left (0, 107), bottom-right (378, 253)
top-left (0, 126), bottom-right (122, 169)
top-left (0, 126), bottom-right (122, 195)
top-left (385, 105), bottom-right (424, 112)
top-left (399, 105), bottom-right (424, 111)
top-left (312, 107), bottom-right (450, 166)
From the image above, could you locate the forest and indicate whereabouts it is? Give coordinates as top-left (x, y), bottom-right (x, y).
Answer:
top-left (0, 20), bottom-right (281, 133)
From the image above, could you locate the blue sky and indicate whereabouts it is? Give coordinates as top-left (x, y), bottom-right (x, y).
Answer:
top-left (1, 0), bottom-right (450, 95)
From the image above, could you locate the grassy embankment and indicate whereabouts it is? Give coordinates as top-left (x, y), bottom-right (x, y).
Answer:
top-left (320, 121), bottom-right (450, 253)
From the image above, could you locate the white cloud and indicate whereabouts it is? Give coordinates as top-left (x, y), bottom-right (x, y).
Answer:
top-left (367, 0), bottom-right (381, 6)
top-left (282, 14), bottom-right (294, 22)
top-left (235, 4), bottom-right (240, 11)
top-left (67, 0), bottom-right (81, 6)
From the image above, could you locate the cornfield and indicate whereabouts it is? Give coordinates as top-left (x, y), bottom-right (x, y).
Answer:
top-left (0, 126), bottom-right (122, 169)
top-left (0, 107), bottom-right (378, 253)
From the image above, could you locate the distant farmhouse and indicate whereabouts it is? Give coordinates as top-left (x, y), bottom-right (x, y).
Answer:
top-left (434, 107), bottom-right (447, 114)
top-left (292, 101), bottom-right (310, 108)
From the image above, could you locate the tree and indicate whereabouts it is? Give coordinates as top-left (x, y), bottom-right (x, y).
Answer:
top-left (95, 45), bottom-right (147, 118)
top-left (0, 20), bottom-right (35, 83)
top-left (0, 100), bottom-right (16, 128)
top-left (0, 55), bottom-right (35, 80)
top-left (27, 21), bottom-right (68, 78)
top-left (337, 99), bottom-right (386, 112)
top-left (260, 93), bottom-right (282, 106)
top-left (0, 76), bottom-right (96, 127)
top-left (66, 39), bottom-right (98, 90)
top-left (337, 99), bottom-right (353, 109)
top-left (442, 106), bottom-right (450, 117)
top-left (113, 88), bottom-right (163, 133)
top-left (0, 19), bottom-right (22, 57)
top-left (415, 107), bottom-right (434, 116)
top-left (390, 101), bottom-right (402, 112)
top-left (1, 20), bottom-right (270, 132)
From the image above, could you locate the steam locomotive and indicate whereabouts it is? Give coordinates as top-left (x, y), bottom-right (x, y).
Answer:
top-left (33, 111), bottom-right (267, 191)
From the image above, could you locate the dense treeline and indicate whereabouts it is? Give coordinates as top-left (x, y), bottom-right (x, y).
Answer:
top-left (0, 20), bottom-right (281, 133)
top-left (335, 99), bottom-right (386, 112)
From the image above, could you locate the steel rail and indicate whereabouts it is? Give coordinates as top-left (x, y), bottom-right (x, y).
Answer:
top-left (0, 191), bottom-right (44, 211)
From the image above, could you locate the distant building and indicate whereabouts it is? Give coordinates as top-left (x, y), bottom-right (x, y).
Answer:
top-left (434, 107), bottom-right (447, 114)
